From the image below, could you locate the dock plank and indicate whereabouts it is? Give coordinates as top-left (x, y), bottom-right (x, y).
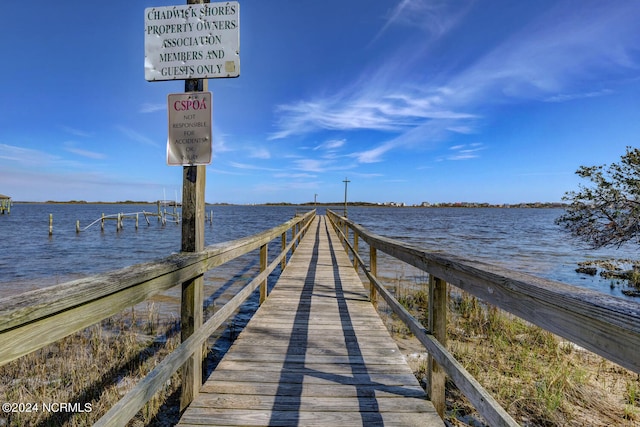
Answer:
top-left (177, 216), bottom-right (442, 426)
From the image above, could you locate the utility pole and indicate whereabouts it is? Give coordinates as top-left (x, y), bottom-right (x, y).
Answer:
top-left (343, 177), bottom-right (350, 217)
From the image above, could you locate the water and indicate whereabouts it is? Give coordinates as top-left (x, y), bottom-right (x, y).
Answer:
top-left (346, 206), bottom-right (640, 300)
top-left (0, 203), bottom-right (301, 296)
top-left (0, 204), bottom-right (639, 301)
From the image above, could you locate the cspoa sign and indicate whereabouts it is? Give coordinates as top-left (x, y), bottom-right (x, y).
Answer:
top-left (167, 92), bottom-right (212, 166)
top-left (145, 2), bottom-right (240, 81)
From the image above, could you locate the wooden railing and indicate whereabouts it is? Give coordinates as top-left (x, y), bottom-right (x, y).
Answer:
top-left (0, 209), bottom-right (316, 426)
top-left (327, 209), bottom-right (640, 427)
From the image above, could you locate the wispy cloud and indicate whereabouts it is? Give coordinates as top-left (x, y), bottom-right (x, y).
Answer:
top-left (444, 142), bottom-right (485, 161)
top-left (314, 139), bottom-right (346, 151)
top-left (274, 172), bottom-right (317, 179)
top-left (293, 158), bottom-right (354, 173)
top-left (0, 143), bottom-right (83, 169)
top-left (271, 0), bottom-right (639, 166)
top-left (448, 2), bottom-right (640, 103)
top-left (249, 147), bottom-right (271, 159)
top-left (63, 142), bottom-right (106, 160)
top-left (270, 88), bottom-right (476, 141)
top-left (229, 161), bottom-right (279, 172)
top-left (60, 126), bottom-right (93, 138)
top-left (117, 125), bottom-right (159, 147)
top-left (545, 89), bottom-right (613, 103)
top-left (140, 103), bottom-right (165, 113)
top-left (371, 0), bottom-right (473, 45)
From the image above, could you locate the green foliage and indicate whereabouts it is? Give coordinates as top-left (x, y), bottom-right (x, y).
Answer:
top-left (556, 146), bottom-right (640, 248)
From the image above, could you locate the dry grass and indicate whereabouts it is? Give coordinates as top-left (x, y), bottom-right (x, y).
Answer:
top-left (0, 304), bottom-right (182, 426)
top-left (381, 276), bottom-right (640, 426)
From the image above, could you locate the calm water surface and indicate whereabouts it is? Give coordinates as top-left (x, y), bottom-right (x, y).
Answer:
top-left (0, 204), bottom-right (639, 302)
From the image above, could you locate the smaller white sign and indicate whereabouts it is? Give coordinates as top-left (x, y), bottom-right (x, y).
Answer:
top-left (167, 92), bottom-right (212, 166)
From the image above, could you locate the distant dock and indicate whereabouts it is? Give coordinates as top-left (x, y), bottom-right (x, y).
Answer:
top-left (0, 194), bottom-right (11, 214)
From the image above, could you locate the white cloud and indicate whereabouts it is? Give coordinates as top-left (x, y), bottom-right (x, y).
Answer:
top-left (229, 161), bottom-right (279, 172)
top-left (442, 143), bottom-right (485, 161)
top-left (545, 89), bottom-right (614, 103)
top-left (314, 139), bottom-right (346, 151)
top-left (371, 0), bottom-right (473, 45)
top-left (140, 103), bottom-right (165, 113)
top-left (117, 126), bottom-right (159, 147)
top-left (271, 0), bottom-right (640, 165)
top-left (63, 142), bottom-right (106, 160)
top-left (270, 88), bottom-right (476, 141)
top-left (249, 147), bottom-right (271, 159)
top-left (60, 126), bottom-right (93, 138)
top-left (0, 143), bottom-right (80, 168)
top-left (274, 172), bottom-right (318, 179)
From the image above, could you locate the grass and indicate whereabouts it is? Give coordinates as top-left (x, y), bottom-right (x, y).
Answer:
top-left (0, 305), bottom-right (182, 426)
top-left (380, 274), bottom-right (640, 426)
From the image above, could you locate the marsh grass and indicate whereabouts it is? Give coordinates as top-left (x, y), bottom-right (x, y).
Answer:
top-left (380, 275), bottom-right (640, 426)
top-left (0, 305), bottom-right (182, 426)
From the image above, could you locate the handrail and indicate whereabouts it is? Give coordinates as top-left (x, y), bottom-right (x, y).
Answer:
top-left (0, 209), bottom-right (316, 425)
top-left (326, 209), bottom-right (640, 424)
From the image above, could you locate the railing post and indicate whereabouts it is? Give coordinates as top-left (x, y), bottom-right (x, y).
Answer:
top-left (344, 224), bottom-right (349, 255)
top-left (260, 244), bottom-right (268, 304)
top-left (353, 232), bottom-right (359, 270)
top-left (369, 246), bottom-right (377, 306)
top-left (281, 232), bottom-right (287, 270)
top-left (428, 275), bottom-right (447, 418)
top-left (291, 225), bottom-right (296, 254)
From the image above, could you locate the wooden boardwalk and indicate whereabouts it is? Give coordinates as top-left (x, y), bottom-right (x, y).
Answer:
top-left (178, 216), bottom-right (442, 426)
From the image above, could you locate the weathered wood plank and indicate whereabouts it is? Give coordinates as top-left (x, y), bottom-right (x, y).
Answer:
top-left (188, 394), bottom-right (435, 413)
top-left (179, 409), bottom-right (441, 427)
top-left (199, 381), bottom-right (427, 398)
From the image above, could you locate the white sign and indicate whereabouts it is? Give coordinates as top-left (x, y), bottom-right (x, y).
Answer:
top-left (167, 92), bottom-right (212, 166)
top-left (145, 2), bottom-right (240, 81)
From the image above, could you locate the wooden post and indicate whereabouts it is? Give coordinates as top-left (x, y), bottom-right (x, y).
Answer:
top-left (260, 244), bottom-right (268, 304)
top-left (344, 224), bottom-right (349, 254)
top-left (369, 246), bottom-right (377, 306)
top-left (49, 214), bottom-right (53, 236)
top-left (291, 226), bottom-right (296, 254)
top-left (180, 164), bottom-right (205, 412)
top-left (101, 213), bottom-right (105, 232)
top-left (76, 220), bottom-right (80, 233)
top-left (428, 275), bottom-right (447, 418)
top-left (353, 232), bottom-right (359, 270)
top-left (281, 232), bottom-right (287, 270)
top-left (179, 2), bottom-right (208, 408)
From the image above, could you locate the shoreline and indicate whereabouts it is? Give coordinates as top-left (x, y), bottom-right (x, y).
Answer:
top-left (10, 201), bottom-right (567, 209)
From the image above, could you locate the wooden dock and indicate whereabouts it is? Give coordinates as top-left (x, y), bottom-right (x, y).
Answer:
top-left (178, 216), bottom-right (442, 426)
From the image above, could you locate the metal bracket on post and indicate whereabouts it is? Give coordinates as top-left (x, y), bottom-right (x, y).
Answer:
top-left (186, 165), bottom-right (197, 183)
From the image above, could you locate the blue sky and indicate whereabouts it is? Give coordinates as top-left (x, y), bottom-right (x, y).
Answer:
top-left (1, 0), bottom-right (639, 204)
